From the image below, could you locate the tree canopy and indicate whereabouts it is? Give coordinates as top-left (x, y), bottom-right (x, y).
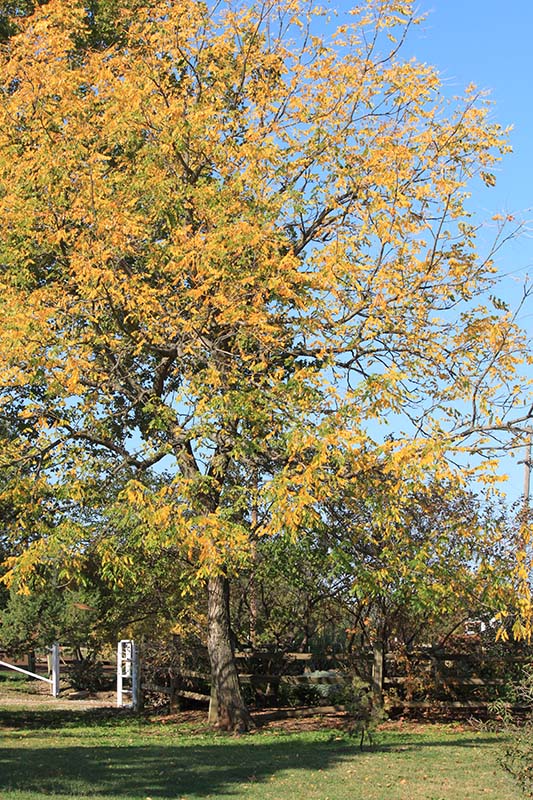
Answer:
top-left (0, 0), bottom-right (531, 728)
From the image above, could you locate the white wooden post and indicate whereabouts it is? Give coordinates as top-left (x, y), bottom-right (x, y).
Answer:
top-left (51, 643), bottom-right (60, 697)
top-left (131, 641), bottom-right (140, 711)
top-left (117, 640), bottom-right (127, 707)
top-left (117, 640), bottom-right (140, 710)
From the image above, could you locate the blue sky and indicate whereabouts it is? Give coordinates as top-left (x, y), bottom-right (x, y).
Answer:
top-left (332, 1), bottom-right (533, 499)
top-left (327, 1), bottom-right (533, 226)
top-left (411, 4), bottom-right (531, 217)
top-left (411, 2), bottom-right (533, 499)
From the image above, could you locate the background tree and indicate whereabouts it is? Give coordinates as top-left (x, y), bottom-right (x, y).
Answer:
top-left (231, 472), bottom-right (514, 703)
top-left (320, 471), bottom-right (514, 703)
top-left (231, 532), bottom-right (346, 653)
top-left (0, 0), bottom-right (530, 730)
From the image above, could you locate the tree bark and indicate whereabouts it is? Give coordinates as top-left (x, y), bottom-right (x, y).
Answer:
top-left (249, 473), bottom-right (259, 649)
top-left (249, 539), bottom-right (259, 649)
top-left (371, 636), bottom-right (384, 708)
top-left (207, 573), bottom-right (254, 732)
top-left (371, 604), bottom-right (385, 708)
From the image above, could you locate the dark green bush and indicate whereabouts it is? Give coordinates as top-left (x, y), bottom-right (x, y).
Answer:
top-left (68, 658), bottom-right (107, 692)
top-left (277, 681), bottom-right (322, 707)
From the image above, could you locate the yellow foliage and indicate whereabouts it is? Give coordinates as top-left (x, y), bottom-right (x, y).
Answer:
top-left (0, 0), bottom-right (529, 631)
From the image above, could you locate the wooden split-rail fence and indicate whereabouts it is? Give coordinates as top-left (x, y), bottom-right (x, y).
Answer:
top-left (143, 648), bottom-right (532, 718)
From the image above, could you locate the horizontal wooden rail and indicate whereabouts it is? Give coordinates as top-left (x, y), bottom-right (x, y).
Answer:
top-left (144, 681), bottom-right (210, 703)
top-left (394, 700), bottom-right (530, 710)
top-left (235, 652), bottom-right (314, 661)
top-left (174, 669), bottom-right (505, 688)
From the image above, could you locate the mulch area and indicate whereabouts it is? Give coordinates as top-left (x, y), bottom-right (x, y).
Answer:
top-left (252, 709), bottom-right (353, 733)
top-left (148, 707), bottom-right (357, 734)
top-left (146, 708), bottom-right (476, 736)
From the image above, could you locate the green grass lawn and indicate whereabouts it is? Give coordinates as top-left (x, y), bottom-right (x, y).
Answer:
top-left (0, 705), bottom-right (523, 800)
top-left (0, 670), bottom-right (40, 691)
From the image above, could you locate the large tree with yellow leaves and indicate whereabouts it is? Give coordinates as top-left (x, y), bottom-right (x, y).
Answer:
top-left (0, 0), bottom-right (530, 729)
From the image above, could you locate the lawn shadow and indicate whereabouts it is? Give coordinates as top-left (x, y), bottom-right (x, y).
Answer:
top-left (0, 706), bottom-right (125, 730)
top-left (0, 738), bottom-right (353, 798)
top-left (0, 708), bottom-right (504, 798)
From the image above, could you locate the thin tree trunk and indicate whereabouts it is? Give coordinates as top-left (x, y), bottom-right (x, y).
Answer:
top-left (249, 471), bottom-right (259, 649)
top-left (207, 573), bottom-right (254, 732)
top-left (371, 604), bottom-right (385, 708)
top-left (27, 651), bottom-right (36, 678)
top-left (371, 636), bottom-right (384, 707)
top-left (249, 540), bottom-right (259, 649)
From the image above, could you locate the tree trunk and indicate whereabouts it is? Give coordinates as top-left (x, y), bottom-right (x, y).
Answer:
top-left (371, 605), bottom-right (385, 708)
top-left (249, 539), bottom-right (259, 649)
top-left (27, 651), bottom-right (36, 678)
top-left (371, 636), bottom-right (384, 708)
top-left (207, 574), bottom-right (254, 732)
top-left (249, 474), bottom-right (259, 649)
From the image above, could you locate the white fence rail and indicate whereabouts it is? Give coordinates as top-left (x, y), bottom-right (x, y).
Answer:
top-left (0, 643), bottom-right (60, 696)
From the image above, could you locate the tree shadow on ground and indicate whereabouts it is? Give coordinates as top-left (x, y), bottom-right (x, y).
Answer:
top-left (0, 706), bottom-right (124, 729)
top-left (0, 708), bottom-right (503, 798)
top-left (0, 739), bottom-right (355, 798)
